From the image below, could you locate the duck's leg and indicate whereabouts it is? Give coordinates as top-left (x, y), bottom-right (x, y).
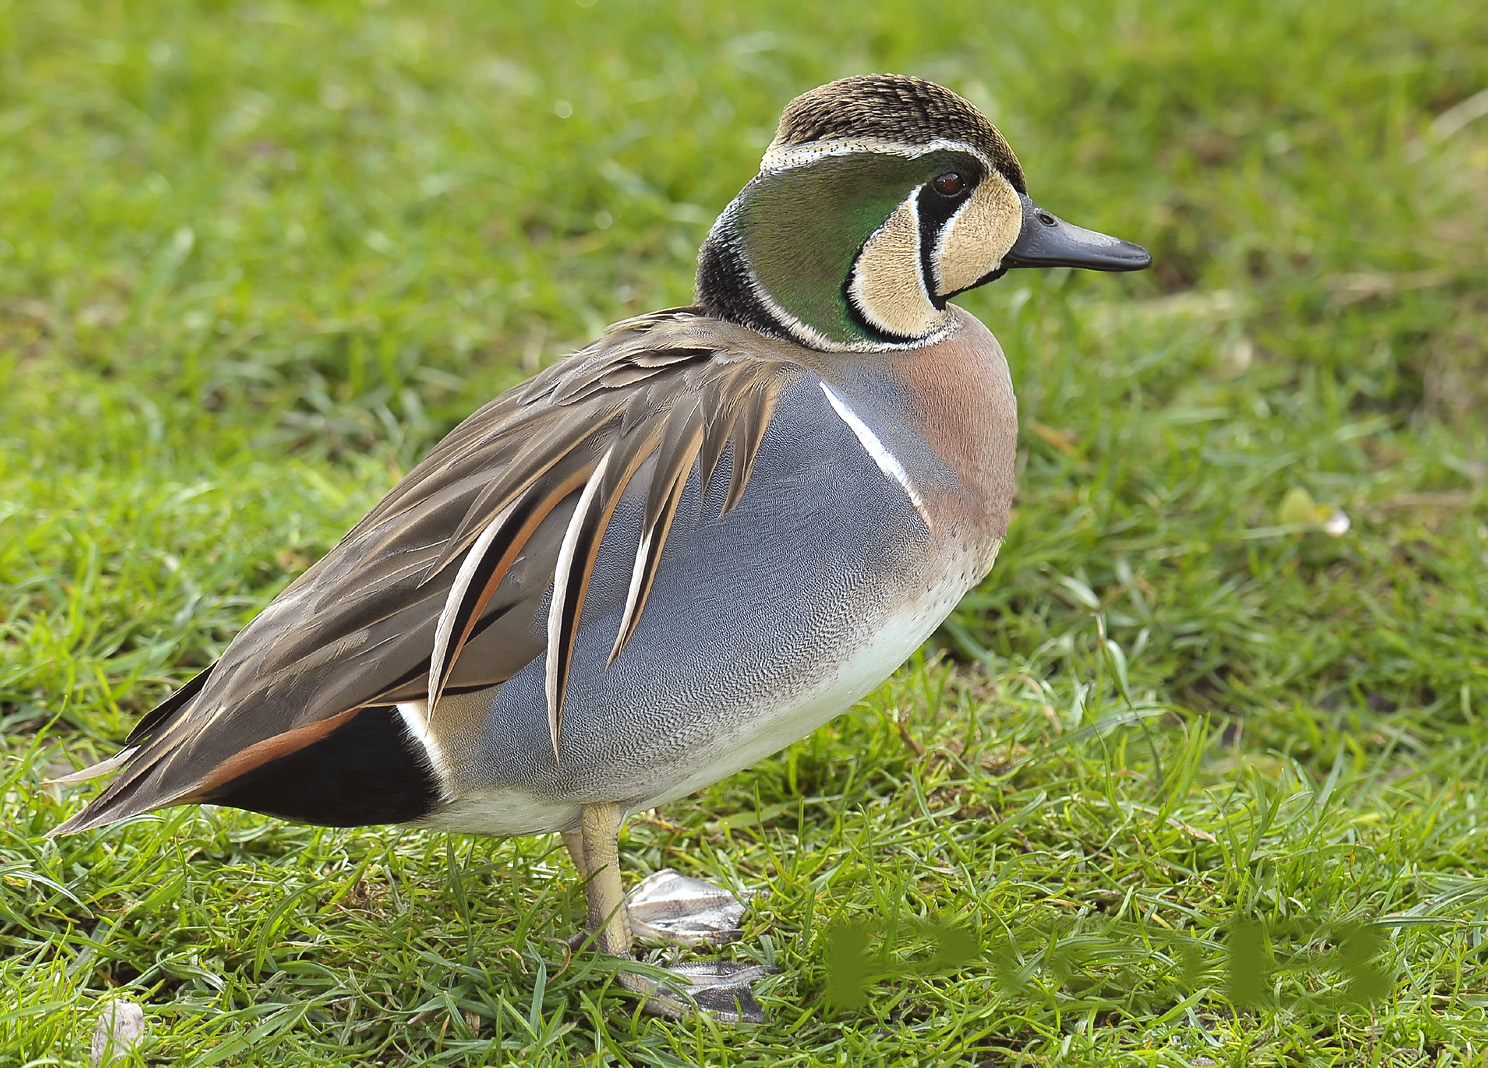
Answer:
top-left (566, 802), bottom-right (770, 1023)
top-left (567, 802), bottom-right (631, 957)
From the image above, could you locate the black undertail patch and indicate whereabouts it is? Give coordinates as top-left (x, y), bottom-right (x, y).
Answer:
top-left (201, 705), bottom-right (441, 827)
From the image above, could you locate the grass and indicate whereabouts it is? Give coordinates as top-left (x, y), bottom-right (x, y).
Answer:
top-left (2, 0), bottom-right (1487, 1063)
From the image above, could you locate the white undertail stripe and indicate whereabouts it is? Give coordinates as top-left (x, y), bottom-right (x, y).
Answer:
top-left (396, 700), bottom-right (452, 794)
top-left (818, 382), bottom-right (936, 534)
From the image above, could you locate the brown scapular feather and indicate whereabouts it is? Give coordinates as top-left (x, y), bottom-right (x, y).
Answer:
top-left (51, 310), bottom-right (802, 835)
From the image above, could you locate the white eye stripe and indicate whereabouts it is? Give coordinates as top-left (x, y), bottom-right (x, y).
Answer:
top-left (759, 138), bottom-right (993, 174)
top-left (819, 382), bottom-right (936, 534)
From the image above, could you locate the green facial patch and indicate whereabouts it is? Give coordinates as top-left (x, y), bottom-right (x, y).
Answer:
top-left (735, 151), bottom-right (964, 344)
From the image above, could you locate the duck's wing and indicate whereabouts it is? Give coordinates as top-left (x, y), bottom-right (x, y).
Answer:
top-left (53, 310), bottom-right (803, 834)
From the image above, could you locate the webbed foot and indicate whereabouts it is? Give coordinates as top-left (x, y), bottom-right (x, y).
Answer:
top-left (617, 959), bottom-right (774, 1023)
top-left (627, 868), bottom-right (756, 946)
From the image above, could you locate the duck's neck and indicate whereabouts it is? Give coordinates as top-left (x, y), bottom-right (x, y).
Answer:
top-left (695, 163), bottom-right (951, 352)
top-left (694, 212), bottom-right (794, 342)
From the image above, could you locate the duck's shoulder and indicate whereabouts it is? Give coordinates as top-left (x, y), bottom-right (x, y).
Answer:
top-left (793, 309), bottom-right (1016, 540)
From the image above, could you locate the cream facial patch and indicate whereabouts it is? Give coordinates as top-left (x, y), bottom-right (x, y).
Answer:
top-left (932, 171), bottom-right (1022, 296)
top-left (847, 193), bottom-right (945, 339)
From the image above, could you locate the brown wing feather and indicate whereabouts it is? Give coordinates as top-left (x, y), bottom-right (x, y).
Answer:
top-left (54, 310), bottom-right (805, 834)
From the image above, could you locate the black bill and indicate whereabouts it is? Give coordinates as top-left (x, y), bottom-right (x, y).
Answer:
top-left (1003, 193), bottom-right (1151, 272)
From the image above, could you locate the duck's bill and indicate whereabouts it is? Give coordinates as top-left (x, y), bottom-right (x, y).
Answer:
top-left (1003, 193), bottom-right (1152, 272)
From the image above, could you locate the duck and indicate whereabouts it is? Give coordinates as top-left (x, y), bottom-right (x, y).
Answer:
top-left (51, 74), bottom-right (1150, 1022)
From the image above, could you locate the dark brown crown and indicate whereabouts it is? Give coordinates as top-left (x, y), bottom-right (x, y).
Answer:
top-left (771, 74), bottom-right (1026, 192)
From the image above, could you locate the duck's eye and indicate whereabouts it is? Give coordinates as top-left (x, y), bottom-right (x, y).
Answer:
top-left (931, 172), bottom-right (966, 197)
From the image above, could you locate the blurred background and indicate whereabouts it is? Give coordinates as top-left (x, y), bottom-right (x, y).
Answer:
top-left (3, 0), bottom-right (1487, 1063)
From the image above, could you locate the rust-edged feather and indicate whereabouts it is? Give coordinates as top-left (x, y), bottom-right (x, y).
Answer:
top-left (53, 310), bottom-right (802, 835)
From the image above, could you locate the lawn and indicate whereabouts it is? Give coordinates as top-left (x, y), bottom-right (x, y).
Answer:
top-left (3, 0), bottom-right (1487, 1064)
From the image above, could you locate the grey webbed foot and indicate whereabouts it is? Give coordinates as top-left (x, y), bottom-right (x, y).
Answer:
top-left (627, 868), bottom-right (755, 946)
top-left (619, 959), bottom-right (774, 1023)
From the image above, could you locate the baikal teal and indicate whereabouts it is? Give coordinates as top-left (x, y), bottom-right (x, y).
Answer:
top-left (49, 73), bottom-right (1150, 1023)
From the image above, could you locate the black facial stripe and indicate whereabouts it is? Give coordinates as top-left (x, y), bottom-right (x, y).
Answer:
top-left (916, 183), bottom-right (969, 310)
top-left (944, 262), bottom-right (1009, 301)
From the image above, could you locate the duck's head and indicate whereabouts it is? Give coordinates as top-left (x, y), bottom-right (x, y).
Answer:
top-left (696, 74), bottom-right (1151, 352)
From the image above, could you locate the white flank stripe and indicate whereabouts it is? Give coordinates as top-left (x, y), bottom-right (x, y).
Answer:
top-left (819, 382), bottom-right (936, 534)
top-left (428, 494), bottom-right (522, 718)
top-left (544, 448), bottom-right (614, 761)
